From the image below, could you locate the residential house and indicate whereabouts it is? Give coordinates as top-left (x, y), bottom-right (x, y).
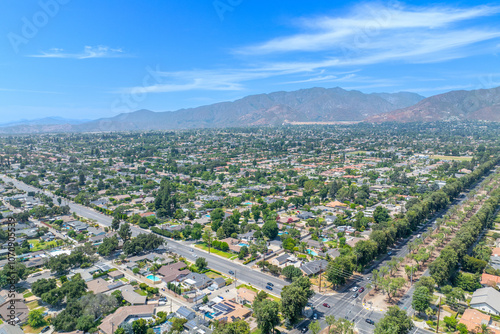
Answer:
top-left (301, 259), bottom-right (328, 276)
top-left (99, 304), bottom-right (155, 334)
top-left (182, 273), bottom-right (213, 290)
top-left (236, 289), bottom-right (256, 305)
top-left (214, 300), bottom-right (252, 323)
top-left (470, 287), bottom-right (500, 315)
top-left (481, 273), bottom-right (500, 288)
top-left (157, 262), bottom-right (190, 283)
top-left (297, 211), bottom-right (314, 220)
top-left (119, 285), bottom-right (147, 305)
top-left (108, 270), bottom-right (124, 280)
top-left (271, 254), bottom-right (290, 266)
top-left (458, 309), bottom-right (498, 334)
top-left (176, 306), bottom-right (196, 320)
top-left (86, 279), bottom-right (124, 294)
top-left (0, 323), bottom-right (24, 334)
top-left (0, 292), bottom-right (28, 325)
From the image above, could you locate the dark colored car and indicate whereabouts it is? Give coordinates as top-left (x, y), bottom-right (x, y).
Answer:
top-left (358, 287), bottom-right (365, 293)
top-left (228, 270), bottom-right (235, 275)
top-left (365, 319), bottom-right (375, 325)
top-left (266, 285), bottom-right (273, 291)
top-left (301, 327), bottom-right (308, 333)
top-left (41, 326), bottom-right (51, 333)
top-left (353, 293), bottom-right (359, 298)
top-left (267, 282), bottom-right (274, 287)
top-left (323, 303), bottom-right (330, 308)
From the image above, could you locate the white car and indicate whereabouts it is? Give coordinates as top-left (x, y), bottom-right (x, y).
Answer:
top-left (351, 286), bottom-right (358, 292)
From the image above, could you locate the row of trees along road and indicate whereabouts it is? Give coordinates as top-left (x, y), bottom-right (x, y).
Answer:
top-left (326, 157), bottom-right (498, 288)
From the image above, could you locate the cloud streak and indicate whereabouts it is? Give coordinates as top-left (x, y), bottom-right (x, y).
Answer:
top-left (29, 46), bottom-right (126, 59)
top-left (128, 3), bottom-right (500, 94)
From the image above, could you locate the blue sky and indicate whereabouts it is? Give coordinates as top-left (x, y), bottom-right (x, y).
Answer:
top-left (1, 0), bottom-right (500, 122)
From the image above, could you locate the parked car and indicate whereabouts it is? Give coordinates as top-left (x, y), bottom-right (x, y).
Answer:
top-left (267, 282), bottom-right (274, 287)
top-left (353, 293), bottom-right (359, 298)
top-left (313, 313), bottom-right (318, 320)
top-left (301, 327), bottom-right (308, 333)
top-left (387, 251), bottom-right (393, 256)
top-left (365, 319), bottom-right (375, 325)
top-left (351, 286), bottom-right (358, 292)
top-left (41, 326), bottom-right (51, 333)
top-left (228, 270), bottom-right (235, 275)
top-left (266, 285), bottom-right (273, 291)
top-left (323, 303), bottom-right (330, 308)
top-left (358, 287), bottom-right (365, 293)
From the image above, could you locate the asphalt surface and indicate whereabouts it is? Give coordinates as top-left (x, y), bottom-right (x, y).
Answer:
top-left (3, 168), bottom-right (496, 334)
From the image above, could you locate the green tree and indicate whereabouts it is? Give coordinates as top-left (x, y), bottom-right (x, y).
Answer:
top-left (202, 230), bottom-right (213, 254)
top-left (132, 318), bottom-right (148, 334)
top-left (309, 321), bottom-right (321, 334)
top-left (373, 206), bottom-right (390, 224)
top-left (280, 277), bottom-right (314, 324)
top-left (253, 299), bottom-right (280, 334)
top-left (154, 178), bottom-right (178, 218)
top-left (282, 266), bottom-right (303, 280)
top-left (374, 306), bottom-right (414, 334)
top-left (28, 309), bottom-right (45, 328)
top-left (196, 257), bottom-right (208, 270)
top-left (118, 222), bottom-right (132, 241)
top-left (112, 217), bottom-right (121, 231)
top-left (212, 319), bottom-right (250, 334)
top-left (262, 221), bottom-right (279, 239)
top-left (412, 286), bottom-right (431, 315)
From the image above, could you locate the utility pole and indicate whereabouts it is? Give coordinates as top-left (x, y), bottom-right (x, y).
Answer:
top-left (436, 297), bottom-right (441, 333)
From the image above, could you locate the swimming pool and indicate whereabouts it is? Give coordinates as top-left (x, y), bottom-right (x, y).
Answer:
top-left (307, 249), bottom-right (318, 256)
top-left (243, 202), bottom-right (252, 206)
top-left (278, 232), bottom-right (289, 235)
top-left (322, 238), bottom-right (328, 242)
top-left (205, 312), bottom-right (216, 319)
top-left (237, 243), bottom-right (249, 247)
top-left (146, 274), bottom-right (161, 282)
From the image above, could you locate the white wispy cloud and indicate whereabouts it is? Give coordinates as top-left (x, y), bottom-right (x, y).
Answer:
top-left (29, 46), bottom-right (126, 59)
top-left (238, 4), bottom-right (500, 55)
top-left (127, 3), bottom-right (500, 94)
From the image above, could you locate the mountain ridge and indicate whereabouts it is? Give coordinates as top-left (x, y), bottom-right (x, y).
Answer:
top-left (2, 85), bottom-right (499, 134)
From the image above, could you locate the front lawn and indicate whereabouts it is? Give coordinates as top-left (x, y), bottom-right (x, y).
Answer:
top-left (195, 243), bottom-right (234, 259)
top-left (28, 239), bottom-right (58, 252)
top-left (134, 289), bottom-right (148, 296)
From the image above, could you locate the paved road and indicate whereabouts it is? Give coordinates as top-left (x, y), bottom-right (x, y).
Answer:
top-left (3, 169), bottom-right (495, 334)
top-left (0, 175), bottom-right (288, 296)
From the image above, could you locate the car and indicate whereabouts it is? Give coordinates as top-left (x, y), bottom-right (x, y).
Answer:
top-left (417, 234), bottom-right (421, 238)
top-left (301, 327), bottom-right (308, 333)
top-left (266, 285), bottom-right (273, 291)
top-left (365, 319), bottom-right (375, 325)
top-left (194, 254), bottom-right (198, 258)
top-left (41, 326), bottom-right (51, 333)
top-left (322, 303), bottom-right (330, 308)
top-left (190, 248), bottom-right (193, 252)
top-left (358, 287), bottom-right (365, 293)
top-left (353, 293), bottom-right (359, 298)
top-left (313, 313), bottom-right (318, 320)
top-left (351, 286), bottom-right (358, 292)
top-left (387, 251), bottom-right (393, 256)
top-left (267, 282), bottom-right (274, 287)
top-left (228, 270), bottom-right (235, 275)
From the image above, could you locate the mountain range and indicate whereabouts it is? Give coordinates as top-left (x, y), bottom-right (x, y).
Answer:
top-left (1, 86), bottom-right (499, 133)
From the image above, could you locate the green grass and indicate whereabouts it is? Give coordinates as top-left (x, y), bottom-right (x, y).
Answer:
top-left (23, 292), bottom-right (33, 298)
top-left (251, 328), bottom-right (262, 334)
top-left (28, 239), bottom-right (58, 252)
top-left (134, 289), bottom-right (148, 296)
top-left (206, 271), bottom-right (223, 279)
top-left (119, 277), bottom-right (129, 282)
top-left (195, 243), bottom-right (234, 259)
top-left (237, 284), bottom-right (280, 302)
top-left (430, 155), bottom-right (472, 161)
top-left (26, 300), bottom-right (39, 310)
